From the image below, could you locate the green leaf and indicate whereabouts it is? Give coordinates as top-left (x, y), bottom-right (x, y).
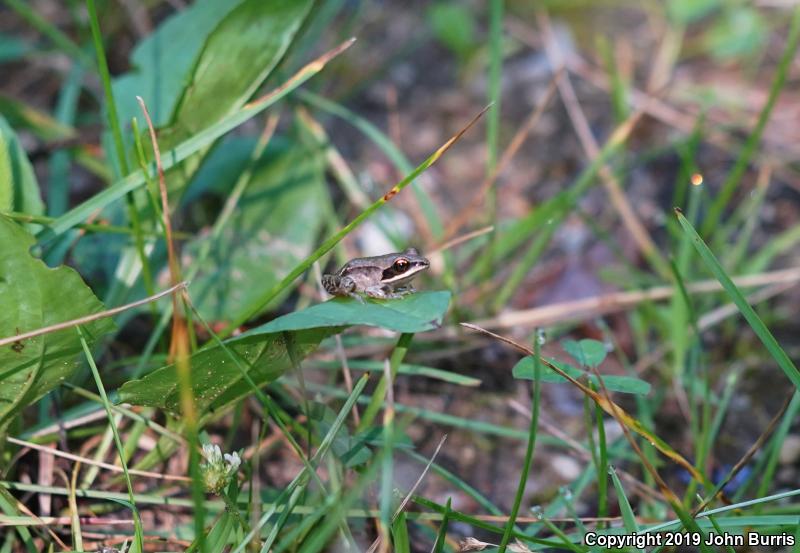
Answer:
top-left (666, 0), bottom-right (721, 24)
top-left (0, 216), bottom-right (113, 430)
top-left (118, 291), bottom-right (451, 413)
top-left (427, 2), bottom-right (476, 59)
top-left (705, 7), bottom-right (767, 60)
top-left (44, 39), bottom-right (353, 239)
top-left (171, 0), bottom-right (313, 135)
top-left (512, 357), bottom-right (650, 395)
top-left (0, 116), bottom-right (44, 217)
top-left (242, 291), bottom-right (451, 335)
top-left (119, 328), bottom-right (332, 415)
top-left (186, 137), bottom-right (327, 323)
top-left (112, 0), bottom-right (243, 129)
top-left (562, 339), bottom-right (608, 368)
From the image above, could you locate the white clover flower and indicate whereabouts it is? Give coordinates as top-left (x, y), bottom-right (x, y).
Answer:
top-left (200, 443), bottom-right (242, 494)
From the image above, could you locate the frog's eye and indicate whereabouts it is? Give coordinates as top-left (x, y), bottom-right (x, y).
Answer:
top-left (393, 258), bottom-right (410, 272)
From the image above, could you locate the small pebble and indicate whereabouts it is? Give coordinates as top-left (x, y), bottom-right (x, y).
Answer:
top-left (779, 435), bottom-right (800, 464)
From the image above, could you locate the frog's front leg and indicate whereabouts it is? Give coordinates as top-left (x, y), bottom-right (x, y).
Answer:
top-left (393, 284), bottom-right (415, 296)
top-left (365, 285), bottom-right (402, 300)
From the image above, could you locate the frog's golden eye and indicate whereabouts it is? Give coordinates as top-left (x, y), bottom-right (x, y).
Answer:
top-left (393, 258), bottom-right (410, 272)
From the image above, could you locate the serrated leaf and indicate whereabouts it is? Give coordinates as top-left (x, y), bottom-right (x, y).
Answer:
top-left (0, 216), bottom-right (113, 430)
top-left (562, 339), bottom-right (608, 368)
top-left (512, 357), bottom-right (650, 395)
top-left (186, 137), bottom-right (327, 323)
top-left (119, 291), bottom-right (451, 413)
top-left (0, 116), bottom-right (44, 217)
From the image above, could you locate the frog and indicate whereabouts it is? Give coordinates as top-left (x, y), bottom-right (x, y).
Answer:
top-left (322, 248), bottom-right (430, 301)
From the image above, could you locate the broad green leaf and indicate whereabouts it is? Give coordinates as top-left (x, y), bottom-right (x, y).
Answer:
top-left (112, 0), bottom-right (243, 129)
top-left (119, 291), bottom-right (451, 413)
top-left (0, 216), bottom-right (113, 430)
top-left (0, 116), bottom-right (44, 216)
top-left (562, 339), bottom-right (608, 368)
top-left (512, 357), bottom-right (650, 395)
top-left (118, 328), bottom-right (333, 415)
top-left (171, 0), bottom-right (313, 135)
top-left (242, 291), bottom-right (452, 335)
top-left (44, 40), bottom-right (354, 239)
top-left (185, 137), bottom-right (327, 323)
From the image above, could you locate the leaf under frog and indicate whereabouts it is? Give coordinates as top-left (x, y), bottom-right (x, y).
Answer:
top-left (118, 291), bottom-right (451, 414)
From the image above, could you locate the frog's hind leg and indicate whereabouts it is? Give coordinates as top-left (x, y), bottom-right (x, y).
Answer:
top-left (321, 274), bottom-right (340, 295)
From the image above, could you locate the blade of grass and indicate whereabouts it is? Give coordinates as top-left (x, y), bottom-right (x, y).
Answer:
top-left (485, 0), bottom-right (504, 272)
top-left (676, 209), bottom-right (800, 388)
top-left (702, 6), bottom-right (800, 236)
top-left (230, 373), bottom-right (369, 553)
top-left (430, 497), bottom-right (451, 553)
top-left (753, 392), bottom-right (800, 505)
top-left (358, 333), bottom-right (413, 432)
top-left (297, 90), bottom-right (444, 239)
top-left (498, 331), bottom-right (541, 553)
top-left (3, 0), bottom-right (91, 66)
top-left (76, 327), bottom-right (143, 553)
top-left (608, 465), bottom-right (639, 533)
top-left (86, 0), bottom-right (156, 314)
top-left (221, 105), bottom-right (489, 335)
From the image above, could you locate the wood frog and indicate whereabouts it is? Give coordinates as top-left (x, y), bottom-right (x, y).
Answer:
top-left (322, 248), bottom-right (430, 301)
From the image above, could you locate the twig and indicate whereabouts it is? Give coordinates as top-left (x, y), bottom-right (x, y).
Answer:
top-left (442, 74), bottom-right (560, 240)
top-left (536, 11), bottom-right (670, 279)
top-left (0, 282), bottom-right (187, 348)
top-left (7, 437), bottom-right (191, 482)
top-left (467, 266), bottom-right (800, 330)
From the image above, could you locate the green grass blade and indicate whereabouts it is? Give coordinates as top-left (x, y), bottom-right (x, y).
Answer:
top-left (676, 209), bottom-right (800, 388)
top-left (608, 465), bottom-right (639, 533)
top-left (431, 497), bottom-right (451, 553)
top-left (76, 327), bottom-right (143, 553)
top-left (498, 333), bottom-right (541, 552)
top-left (299, 90), bottom-right (445, 238)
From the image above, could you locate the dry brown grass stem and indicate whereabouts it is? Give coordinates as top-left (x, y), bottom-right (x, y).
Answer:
top-left (0, 281), bottom-right (187, 348)
top-left (442, 74), bottom-right (560, 241)
top-left (536, 11), bottom-right (670, 279)
top-left (468, 266), bottom-right (800, 330)
top-left (7, 437), bottom-right (192, 482)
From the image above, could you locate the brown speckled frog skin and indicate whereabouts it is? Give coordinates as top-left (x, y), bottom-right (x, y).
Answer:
top-left (322, 248), bottom-right (430, 301)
